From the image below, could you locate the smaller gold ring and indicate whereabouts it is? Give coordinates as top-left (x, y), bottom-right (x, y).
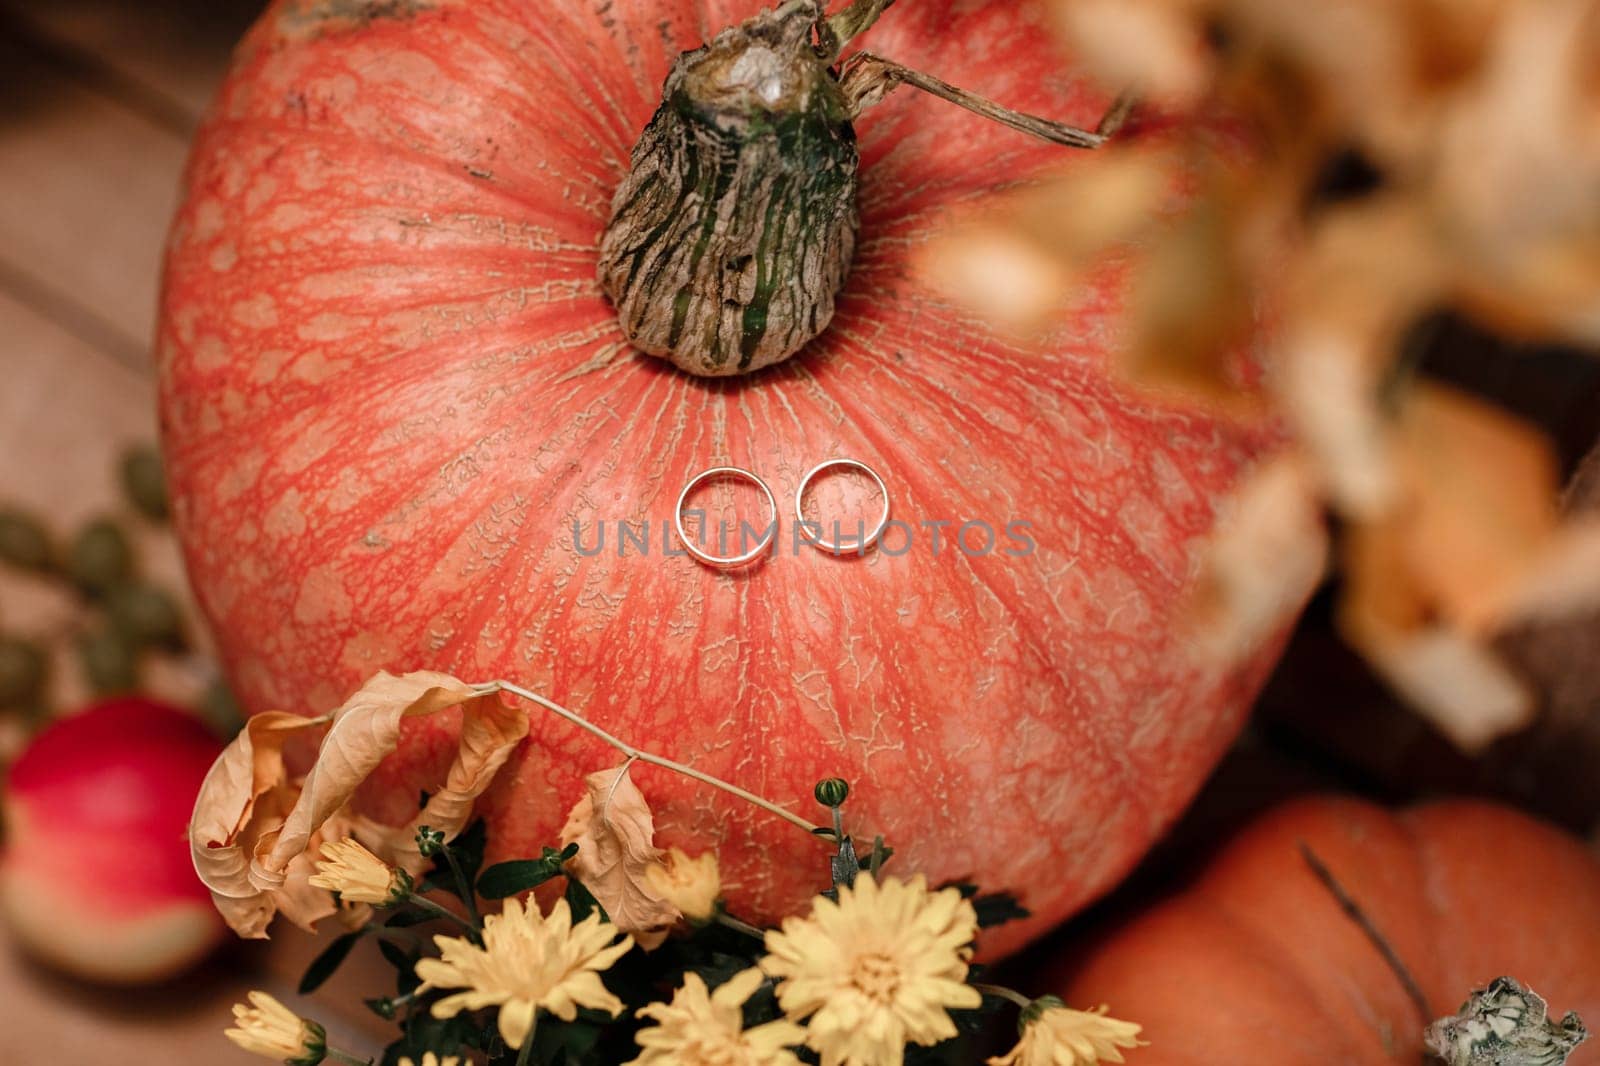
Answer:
top-left (795, 458), bottom-right (890, 556)
top-left (676, 466), bottom-right (777, 569)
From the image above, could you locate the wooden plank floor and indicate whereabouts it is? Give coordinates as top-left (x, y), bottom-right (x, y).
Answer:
top-left (0, 2), bottom-right (392, 1060)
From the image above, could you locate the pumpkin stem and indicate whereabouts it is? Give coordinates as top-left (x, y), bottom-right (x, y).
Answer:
top-left (1299, 844), bottom-right (1435, 1030)
top-left (839, 52), bottom-right (1137, 148)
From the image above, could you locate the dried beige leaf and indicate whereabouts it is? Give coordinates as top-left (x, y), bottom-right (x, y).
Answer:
top-left (920, 150), bottom-right (1173, 332)
top-left (1053, 0), bottom-right (1212, 107)
top-left (1482, 520), bottom-right (1600, 630)
top-left (920, 227), bottom-right (1074, 330)
top-left (1340, 498), bottom-right (1535, 750)
top-left (1392, 385), bottom-right (1561, 632)
top-left (1190, 453), bottom-right (1330, 663)
top-left (188, 670), bottom-right (528, 938)
top-left (1275, 199), bottom-right (1443, 518)
top-left (560, 764), bottom-right (680, 950)
top-left (188, 711), bottom-right (333, 938)
top-left (1348, 623), bottom-right (1533, 751)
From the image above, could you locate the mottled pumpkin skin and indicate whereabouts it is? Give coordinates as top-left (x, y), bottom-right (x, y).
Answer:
top-left (157, 0), bottom-right (1281, 955)
top-left (1054, 797), bottom-right (1600, 1063)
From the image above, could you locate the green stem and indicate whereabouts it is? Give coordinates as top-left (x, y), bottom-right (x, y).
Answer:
top-left (715, 911), bottom-right (767, 941)
top-left (440, 845), bottom-right (482, 928)
top-left (972, 983), bottom-right (1033, 1011)
top-left (405, 894), bottom-right (478, 936)
top-left (481, 681), bottom-right (825, 839)
top-left (515, 1019), bottom-right (537, 1066)
top-left (325, 1049), bottom-right (373, 1066)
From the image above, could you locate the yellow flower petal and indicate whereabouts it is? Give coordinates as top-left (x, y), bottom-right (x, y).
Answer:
top-left (417, 896), bottom-right (633, 1050)
top-left (628, 969), bottom-right (805, 1065)
top-left (307, 838), bottom-right (407, 906)
top-left (988, 1002), bottom-right (1144, 1066)
top-left (224, 991), bottom-right (324, 1062)
top-left (762, 875), bottom-right (980, 1065)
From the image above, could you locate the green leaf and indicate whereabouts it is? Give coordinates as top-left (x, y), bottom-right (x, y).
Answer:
top-left (450, 818), bottom-right (489, 885)
top-left (531, 1018), bottom-right (604, 1065)
top-left (299, 930), bottom-right (364, 994)
top-left (478, 844), bottom-right (578, 900)
top-left (972, 891), bottom-right (1030, 929)
top-left (564, 875), bottom-right (602, 922)
top-left (384, 909), bottom-right (435, 929)
top-left (378, 938), bottom-right (417, 973)
top-left (860, 835), bottom-right (893, 872)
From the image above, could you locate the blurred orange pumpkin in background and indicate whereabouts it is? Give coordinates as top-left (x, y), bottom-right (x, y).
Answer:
top-left (1051, 796), bottom-right (1600, 1065)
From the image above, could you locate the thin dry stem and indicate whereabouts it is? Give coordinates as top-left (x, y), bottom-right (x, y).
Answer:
top-left (1299, 843), bottom-right (1434, 1025)
top-left (973, 983), bottom-right (1034, 1010)
top-left (478, 680), bottom-right (825, 838)
top-left (842, 52), bottom-right (1135, 148)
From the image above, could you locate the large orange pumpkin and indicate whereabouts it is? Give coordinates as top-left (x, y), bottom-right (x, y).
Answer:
top-left (1053, 796), bottom-right (1600, 1063)
top-left (156, 0), bottom-right (1281, 953)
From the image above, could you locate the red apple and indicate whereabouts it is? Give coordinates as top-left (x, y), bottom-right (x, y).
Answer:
top-left (1, 698), bottom-right (225, 983)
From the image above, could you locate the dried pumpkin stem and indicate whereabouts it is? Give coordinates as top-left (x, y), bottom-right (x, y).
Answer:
top-left (840, 52), bottom-right (1136, 148)
top-left (480, 681), bottom-right (825, 838)
top-left (1299, 844), bottom-right (1433, 1025)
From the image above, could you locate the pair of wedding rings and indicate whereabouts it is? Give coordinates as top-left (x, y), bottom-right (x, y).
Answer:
top-left (674, 459), bottom-right (890, 569)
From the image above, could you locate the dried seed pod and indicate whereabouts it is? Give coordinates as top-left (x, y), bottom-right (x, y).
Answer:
top-left (598, 2), bottom-right (859, 376)
top-left (1425, 977), bottom-right (1588, 1066)
top-left (78, 626), bottom-right (138, 695)
top-left (106, 582), bottom-right (185, 650)
top-left (0, 637), bottom-right (47, 709)
top-left (119, 444), bottom-right (169, 521)
top-left (599, 0), bottom-right (1133, 377)
top-left (0, 509), bottom-right (53, 573)
top-left (67, 518), bottom-right (133, 596)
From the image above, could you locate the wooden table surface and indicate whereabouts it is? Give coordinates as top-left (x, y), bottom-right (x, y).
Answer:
top-left (0, 1), bottom-right (393, 1059)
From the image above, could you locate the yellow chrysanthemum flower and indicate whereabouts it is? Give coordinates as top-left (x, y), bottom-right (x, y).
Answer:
top-left (416, 896), bottom-right (634, 1050)
top-left (628, 968), bottom-right (806, 1066)
top-left (308, 838), bottom-right (412, 906)
top-left (761, 874), bottom-right (981, 1066)
top-left (988, 999), bottom-right (1145, 1066)
top-left (646, 848), bottom-right (722, 923)
top-left (397, 1055), bottom-right (462, 1066)
top-left (225, 991), bottom-right (325, 1064)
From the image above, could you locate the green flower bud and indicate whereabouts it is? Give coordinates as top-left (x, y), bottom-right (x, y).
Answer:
top-left (415, 825), bottom-right (446, 858)
top-left (814, 777), bottom-right (850, 808)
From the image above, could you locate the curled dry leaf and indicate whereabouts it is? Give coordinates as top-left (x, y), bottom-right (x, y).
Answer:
top-left (560, 764), bottom-right (680, 950)
top-left (188, 670), bottom-right (528, 937)
top-left (188, 711), bottom-right (335, 938)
